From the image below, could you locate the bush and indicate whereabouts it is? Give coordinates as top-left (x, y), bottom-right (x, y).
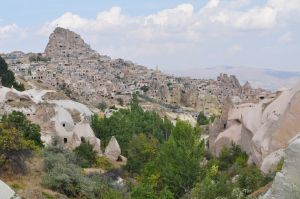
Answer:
top-left (97, 102), bottom-right (107, 110)
top-left (109, 105), bottom-right (118, 110)
top-left (131, 183), bottom-right (157, 199)
top-left (73, 141), bottom-right (97, 168)
top-left (41, 135), bottom-right (95, 197)
top-left (217, 141), bottom-right (248, 171)
top-left (237, 164), bottom-right (271, 195)
top-left (95, 156), bottom-right (112, 170)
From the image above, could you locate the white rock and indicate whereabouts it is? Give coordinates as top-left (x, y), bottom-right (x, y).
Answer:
top-left (0, 180), bottom-right (20, 199)
top-left (105, 136), bottom-right (121, 161)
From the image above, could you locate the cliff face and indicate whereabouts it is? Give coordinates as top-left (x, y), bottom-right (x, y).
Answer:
top-left (44, 27), bottom-right (99, 58)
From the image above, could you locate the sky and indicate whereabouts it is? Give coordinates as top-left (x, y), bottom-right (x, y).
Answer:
top-left (0, 0), bottom-right (299, 71)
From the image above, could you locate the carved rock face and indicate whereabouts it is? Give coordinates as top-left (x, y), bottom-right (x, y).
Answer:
top-left (45, 27), bottom-right (99, 58)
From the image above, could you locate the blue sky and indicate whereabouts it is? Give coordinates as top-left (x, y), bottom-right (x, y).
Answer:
top-left (0, 0), bottom-right (299, 71)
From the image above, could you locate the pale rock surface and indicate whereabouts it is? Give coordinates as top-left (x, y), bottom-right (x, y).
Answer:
top-left (214, 124), bottom-right (242, 156)
top-left (105, 136), bottom-right (121, 161)
top-left (261, 137), bottom-right (300, 199)
top-left (250, 82), bottom-right (300, 166)
top-left (0, 180), bottom-right (20, 199)
top-left (260, 149), bottom-right (285, 174)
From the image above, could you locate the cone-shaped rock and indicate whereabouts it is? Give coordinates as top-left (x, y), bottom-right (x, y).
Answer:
top-left (104, 136), bottom-right (121, 161)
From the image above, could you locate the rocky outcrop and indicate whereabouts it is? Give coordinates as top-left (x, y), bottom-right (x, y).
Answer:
top-left (210, 81), bottom-right (300, 173)
top-left (45, 27), bottom-right (99, 58)
top-left (0, 86), bottom-right (102, 155)
top-left (262, 136), bottom-right (300, 199)
top-left (104, 136), bottom-right (121, 161)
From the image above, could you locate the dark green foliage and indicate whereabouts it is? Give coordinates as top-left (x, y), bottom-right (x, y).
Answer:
top-left (193, 173), bottom-right (234, 199)
top-left (1, 110), bottom-right (43, 147)
top-left (217, 141), bottom-right (248, 171)
top-left (197, 112), bottom-right (219, 125)
top-left (97, 101), bottom-right (107, 110)
top-left (0, 56), bottom-right (25, 91)
top-left (131, 183), bottom-right (157, 199)
top-left (109, 105), bottom-right (118, 110)
top-left (73, 141), bottom-right (97, 168)
top-left (159, 120), bottom-right (205, 197)
top-left (117, 97), bottom-right (124, 106)
top-left (91, 96), bottom-right (173, 155)
top-left (237, 164), bottom-right (272, 194)
top-left (125, 134), bottom-right (161, 176)
top-left (197, 111), bottom-right (207, 125)
top-left (141, 86), bottom-right (149, 92)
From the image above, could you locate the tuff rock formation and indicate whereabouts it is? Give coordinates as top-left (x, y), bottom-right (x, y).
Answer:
top-left (210, 81), bottom-right (300, 172)
top-left (45, 27), bottom-right (99, 58)
top-left (0, 86), bottom-right (101, 155)
top-left (104, 136), bottom-right (121, 161)
top-left (262, 134), bottom-right (300, 198)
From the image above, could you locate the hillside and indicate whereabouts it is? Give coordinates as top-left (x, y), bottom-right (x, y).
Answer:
top-left (164, 66), bottom-right (300, 91)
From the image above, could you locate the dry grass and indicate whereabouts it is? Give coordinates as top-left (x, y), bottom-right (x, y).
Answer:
top-left (42, 92), bottom-right (70, 101)
top-left (66, 108), bottom-right (81, 123)
top-left (7, 101), bottom-right (31, 109)
top-left (43, 102), bottom-right (57, 118)
top-left (249, 181), bottom-right (273, 198)
top-left (1, 157), bottom-right (67, 199)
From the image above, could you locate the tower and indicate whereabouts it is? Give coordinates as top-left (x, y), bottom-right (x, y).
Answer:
top-left (156, 65), bottom-right (159, 80)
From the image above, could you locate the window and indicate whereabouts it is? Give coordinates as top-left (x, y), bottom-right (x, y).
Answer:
top-left (63, 123), bottom-right (65, 127)
top-left (64, 138), bottom-right (67, 143)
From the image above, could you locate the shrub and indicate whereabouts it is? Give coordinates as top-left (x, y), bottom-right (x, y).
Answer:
top-left (41, 159), bottom-right (95, 197)
top-left (131, 183), bottom-right (157, 199)
top-left (95, 156), bottom-right (112, 170)
top-left (97, 102), bottom-right (107, 110)
top-left (73, 141), bottom-right (97, 168)
top-left (237, 164), bottom-right (271, 195)
top-left (217, 141), bottom-right (248, 171)
top-left (41, 135), bottom-right (95, 197)
top-left (11, 184), bottom-right (23, 189)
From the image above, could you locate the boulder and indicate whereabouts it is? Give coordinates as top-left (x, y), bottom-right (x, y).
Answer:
top-left (260, 149), bottom-right (285, 174)
top-left (0, 180), bottom-right (20, 199)
top-left (104, 136), bottom-right (121, 161)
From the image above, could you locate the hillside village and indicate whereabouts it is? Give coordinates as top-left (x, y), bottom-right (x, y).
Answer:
top-left (1, 28), bottom-right (272, 121)
top-left (1, 27), bottom-right (300, 199)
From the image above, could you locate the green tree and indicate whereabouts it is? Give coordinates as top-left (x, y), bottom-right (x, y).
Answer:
top-left (117, 97), bottom-right (124, 106)
top-left (167, 82), bottom-right (172, 87)
top-left (141, 86), bottom-right (149, 92)
top-left (0, 56), bottom-right (25, 91)
top-left (126, 134), bottom-right (161, 176)
top-left (0, 124), bottom-right (38, 174)
top-left (73, 141), bottom-right (97, 168)
top-left (159, 120), bottom-right (205, 197)
top-left (28, 68), bottom-right (32, 75)
top-left (130, 92), bottom-right (142, 113)
top-left (197, 111), bottom-right (207, 125)
top-left (1, 111), bottom-right (43, 147)
top-left (29, 55), bottom-right (36, 62)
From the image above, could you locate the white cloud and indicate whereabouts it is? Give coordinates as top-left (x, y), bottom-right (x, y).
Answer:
top-left (0, 24), bottom-right (19, 38)
top-left (0, 19), bottom-right (3, 22)
top-left (229, 0), bottom-right (251, 9)
top-left (228, 45), bottom-right (243, 52)
top-left (279, 31), bottom-right (293, 42)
